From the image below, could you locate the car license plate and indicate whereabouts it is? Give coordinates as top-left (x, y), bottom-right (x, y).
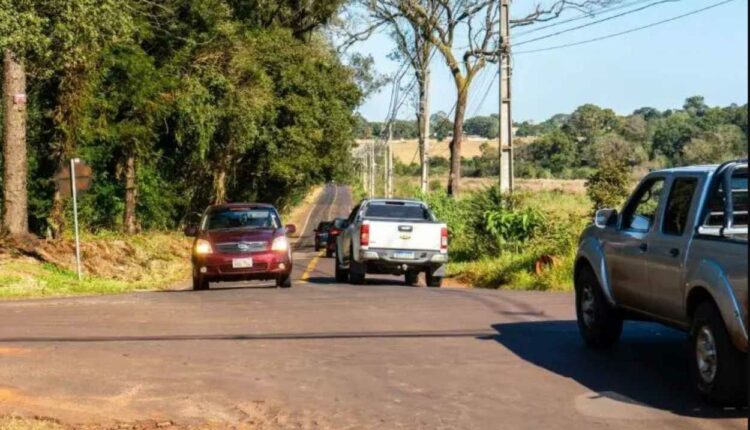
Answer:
top-left (393, 251), bottom-right (415, 260)
top-left (232, 258), bottom-right (254, 269)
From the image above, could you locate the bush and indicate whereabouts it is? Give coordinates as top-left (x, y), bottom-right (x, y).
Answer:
top-left (586, 158), bottom-right (631, 212)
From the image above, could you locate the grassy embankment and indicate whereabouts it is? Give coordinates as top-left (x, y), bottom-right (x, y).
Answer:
top-left (393, 176), bottom-right (590, 292)
top-left (0, 186), bottom-right (324, 300)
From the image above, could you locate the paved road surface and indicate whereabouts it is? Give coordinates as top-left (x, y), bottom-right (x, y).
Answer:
top-left (0, 185), bottom-right (745, 429)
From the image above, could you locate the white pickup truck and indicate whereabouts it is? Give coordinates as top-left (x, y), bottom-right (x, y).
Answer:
top-left (334, 199), bottom-right (449, 286)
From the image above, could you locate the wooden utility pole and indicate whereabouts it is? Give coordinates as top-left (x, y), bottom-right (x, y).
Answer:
top-left (498, 0), bottom-right (514, 193)
top-left (2, 50), bottom-right (29, 235)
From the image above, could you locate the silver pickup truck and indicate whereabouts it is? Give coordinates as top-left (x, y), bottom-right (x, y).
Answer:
top-left (574, 159), bottom-right (747, 405)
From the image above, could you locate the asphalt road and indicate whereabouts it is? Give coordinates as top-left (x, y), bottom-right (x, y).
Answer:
top-left (0, 185), bottom-right (745, 429)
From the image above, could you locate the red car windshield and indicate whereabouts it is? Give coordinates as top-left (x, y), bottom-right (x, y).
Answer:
top-left (204, 208), bottom-right (281, 231)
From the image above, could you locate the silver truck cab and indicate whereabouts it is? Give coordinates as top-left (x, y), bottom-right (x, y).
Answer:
top-left (574, 160), bottom-right (747, 405)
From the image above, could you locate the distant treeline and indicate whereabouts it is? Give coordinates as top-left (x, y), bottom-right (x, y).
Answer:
top-left (356, 112), bottom-right (499, 141)
top-left (391, 96), bottom-right (748, 180)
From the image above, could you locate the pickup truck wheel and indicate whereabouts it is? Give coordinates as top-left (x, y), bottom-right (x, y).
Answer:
top-left (192, 275), bottom-right (209, 291)
top-left (349, 268), bottom-right (366, 285)
top-left (405, 271), bottom-right (419, 286)
top-left (276, 274), bottom-right (292, 288)
top-left (575, 267), bottom-right (622, 348)
top-left (335, 255), bottom-right (349, 283)
top-left (425, 270), bottom-right (442, 288)
top-left (690, 302), bottom-right (747, 406)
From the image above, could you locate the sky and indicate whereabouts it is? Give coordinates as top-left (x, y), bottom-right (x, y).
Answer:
top-left (350, 0), bottom-right (749, 123)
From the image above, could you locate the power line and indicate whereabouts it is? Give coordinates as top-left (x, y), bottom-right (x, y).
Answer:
top-left (515, 0), bottom-right (737, 55)
top-left (514, 0), bottom-right (657, 37)
top-left (514, 0), bottom-right (683, 47)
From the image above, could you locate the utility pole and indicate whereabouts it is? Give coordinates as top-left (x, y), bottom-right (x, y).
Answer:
top-left (498, 0), bottom-right (514, 193)
top-left (419, 67), bottom-right (431, 194)
top-left (385, 121), bottom-right (393, 198)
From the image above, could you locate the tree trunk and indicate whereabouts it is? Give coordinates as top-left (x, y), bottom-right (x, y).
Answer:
top-left (123, 152), bottom-right (138, 234)
top-left (447, 85), bottom-right (468, 197)
top-left (2, 50), bottom-right (28, 236)
top-left (418, 67), bottom-right (431, 194)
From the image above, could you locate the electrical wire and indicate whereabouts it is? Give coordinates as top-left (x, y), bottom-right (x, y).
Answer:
top-left (514, 0), bottom-right (683, 47)
top-left (514, 0), bottom-right (737, 55)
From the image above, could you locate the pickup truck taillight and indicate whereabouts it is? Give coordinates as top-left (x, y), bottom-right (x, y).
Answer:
top-left (441, 227), bottom-right (448, 251)
top-left (329, 228), bottom-right (340, 236)
top-left (360, 224), bottom-right (370, 247)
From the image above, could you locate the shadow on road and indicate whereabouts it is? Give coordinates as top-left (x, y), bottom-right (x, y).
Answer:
top-left (485, 320), bottom-right (747, 419)
top-left (0, 329), bottom-right (496, 344)
top-left (306, 276), bottom-right (417, 287)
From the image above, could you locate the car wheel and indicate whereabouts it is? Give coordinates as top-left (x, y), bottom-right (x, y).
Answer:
top-left (575, 266), bottom-right (622, 348)
top-left (405, 271), bottom-right (419, 286)
top-left (335, 253), bottom-right (349, 283)
top-left (349, 266), bottom-right (366, 285)
top-left (425, 270), bottom-right (442, 288)
top-left (192, 275), bottom-right (209, 291)
top-left (690, 302), bottom-right (747, 406)
top-left (276, 274), bottom-right (292, 288)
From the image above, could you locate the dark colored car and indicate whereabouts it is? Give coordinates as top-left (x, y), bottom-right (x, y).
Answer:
top-left (324, 218), bottom-right (347, 258)
top-left (185, 204), bottom-right (296, 290)
top-left (314, 221), bottom-right (333, 251)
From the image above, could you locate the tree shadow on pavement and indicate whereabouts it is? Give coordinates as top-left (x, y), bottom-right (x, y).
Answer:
top-left (305, 276), bottom-right (417, 287)
top-left (485, 320), bottom-right (747, 419)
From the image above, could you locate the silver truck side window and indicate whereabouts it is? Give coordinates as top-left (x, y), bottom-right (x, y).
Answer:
top-left (622, 178), bottom-right (665, 232)
top-left (662, 177), bottom-right (698, 236)
top-left (704, 168), bottom-right (748, 227)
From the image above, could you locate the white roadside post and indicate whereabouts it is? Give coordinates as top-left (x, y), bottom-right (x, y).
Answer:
top-left (70, 158), bottom-right (83, 280)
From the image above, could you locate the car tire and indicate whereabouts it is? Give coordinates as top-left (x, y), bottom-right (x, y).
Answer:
top-left (349, 266), bottom-right (366, 285)
top-left (425, 270), bottom-right (442, 288)
top-left (192, 275), bottom-right (209, 291)
top-left (335, 254), bottom-right (349, 283)
top-left (326, 249), bottom-right (334, 258)
top-left (575, 266), bottom-right (623, 349)
top-left (405, 271), bottom-right (419, 286)
top-left (690, 302), bottom-right (747, 406)
top-left (276, 274), bottom-right (292, 288)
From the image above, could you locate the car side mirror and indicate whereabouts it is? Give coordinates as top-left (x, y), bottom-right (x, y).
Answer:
top-left (285, 224), bottom-right (297, 234)
top-left (184, 225), bottom-right (198, 237)
top-left (594, 209), bottom-right (617, 229)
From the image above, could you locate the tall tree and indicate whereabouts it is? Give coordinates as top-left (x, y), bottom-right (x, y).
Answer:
top-left (369, 0), bottom-right (618, 195)
top-left (2, 50), bottom-right (28, 235)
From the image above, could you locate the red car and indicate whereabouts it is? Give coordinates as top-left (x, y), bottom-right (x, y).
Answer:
top-left (185, 204), bottom-right (296, 290)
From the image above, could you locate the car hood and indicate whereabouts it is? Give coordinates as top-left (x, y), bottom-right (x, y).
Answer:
top-left (204, 228), bottom-right (279, 244)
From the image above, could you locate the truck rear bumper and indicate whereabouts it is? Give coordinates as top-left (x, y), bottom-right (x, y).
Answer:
top-left (356, 248), bottom-right (447, 276)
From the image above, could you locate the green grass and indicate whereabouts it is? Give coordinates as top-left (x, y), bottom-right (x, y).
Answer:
top-left (443, 189), bottom-right (591, 292)
top-left (0, 260), bottom-right (177, 299)
top-left (0, 232), bottom-right (191, 300)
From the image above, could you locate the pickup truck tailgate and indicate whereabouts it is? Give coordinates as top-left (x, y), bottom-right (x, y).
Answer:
top-left (365, 220), bottom-right (444, 251)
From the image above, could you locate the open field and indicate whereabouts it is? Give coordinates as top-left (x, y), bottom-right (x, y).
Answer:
top-left (357, 137), bottom-right (537, 165)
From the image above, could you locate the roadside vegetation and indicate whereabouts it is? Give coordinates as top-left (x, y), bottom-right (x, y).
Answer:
top-left (392, 181), bottom-right (588, 291)
top-left (0, 232), bottom-right (190, 299)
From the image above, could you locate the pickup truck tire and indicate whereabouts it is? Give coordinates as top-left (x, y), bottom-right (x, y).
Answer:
top-left (575, 267), bottom-right (622, 348)
top-left (425, 270), bottom-right (443, 288)
top-left (405, 271), bottom-right (419, 286)
top-left (349, 267), bottom-right (366, 285)
top-left (690, 302), bottom-right (747, 406)
top-left (276, 274), bottom-right (292, 288)
top-left (335, 255), bottom-right (349, 283)
top-left (192, 275), bottom-right (209, 291)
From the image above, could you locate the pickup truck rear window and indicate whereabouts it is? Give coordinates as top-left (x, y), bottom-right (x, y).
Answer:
top-left (364, 203), bottom-right (431, 220)
top-left (663, 178), bottom-right (698, 236)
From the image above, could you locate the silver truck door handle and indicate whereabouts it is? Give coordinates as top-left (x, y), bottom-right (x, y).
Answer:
top-left (639, 243), bottom-right (648, 252)
top-left (669, 248), bottom-right (680, 257)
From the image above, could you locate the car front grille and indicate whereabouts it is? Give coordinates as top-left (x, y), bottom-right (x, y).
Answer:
top-left (216, 241), bottom-right (268, 254)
